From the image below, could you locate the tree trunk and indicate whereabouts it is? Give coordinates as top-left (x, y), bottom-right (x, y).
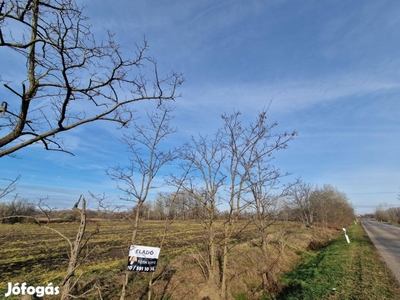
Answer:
top-left (207, 217), bottom-right (216, 283)
top-left (120, 201), bottom-right (143, 300)
top-left (220, 241), bottom-right (228, 299)
top-left (61, 197), bottom-right (87, 300)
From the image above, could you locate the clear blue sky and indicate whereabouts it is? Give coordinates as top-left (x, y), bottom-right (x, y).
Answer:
top-left (2, 0), bottom-right (400, 214)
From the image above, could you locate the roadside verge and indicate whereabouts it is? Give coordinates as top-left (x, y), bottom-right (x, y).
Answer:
top-left (275, 223), bottom-right (400, 299)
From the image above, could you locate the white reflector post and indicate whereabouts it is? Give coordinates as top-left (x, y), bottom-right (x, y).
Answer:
top-left (345, 234), bottom-right (350, 243)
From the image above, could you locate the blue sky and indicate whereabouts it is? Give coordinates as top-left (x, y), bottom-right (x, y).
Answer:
top-left (1, 0), bottom-right (400, 214)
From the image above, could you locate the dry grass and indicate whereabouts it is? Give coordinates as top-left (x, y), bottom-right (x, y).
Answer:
top-left (0, 220), bottom-right (339, 299)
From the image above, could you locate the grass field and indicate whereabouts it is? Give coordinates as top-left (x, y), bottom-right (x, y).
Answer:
top-left (276, 221), bottom-right (400, 300)
top-left (0, 220), bottom-right (212, 298)
top-left (1, 219), bottom-right (397, 299)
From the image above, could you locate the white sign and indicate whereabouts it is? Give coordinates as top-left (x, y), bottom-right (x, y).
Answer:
top-left (127, 245), bottom-right (160, 272)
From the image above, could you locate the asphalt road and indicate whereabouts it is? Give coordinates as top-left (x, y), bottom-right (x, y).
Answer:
top-left (362, 218), bottom-right (400, 284)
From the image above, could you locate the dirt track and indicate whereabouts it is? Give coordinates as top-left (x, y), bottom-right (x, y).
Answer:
top-left (362, 219), bottom-right (400, 284)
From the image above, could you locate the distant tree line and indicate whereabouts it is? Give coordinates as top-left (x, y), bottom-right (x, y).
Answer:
top-left (1, 183), bottom-right (354, 228)
top-left (285, 183), bottom-right (355, 228)
top-left (133, 184), bottom-right (355, 230)
top-left (0, 198), bottom-right (36, 223)
top-left (374, 203), bottom-right (400, 224)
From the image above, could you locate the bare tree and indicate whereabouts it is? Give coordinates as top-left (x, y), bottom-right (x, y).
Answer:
top-left (248, 167), bottom-right (285, 254)
top-left (105, 105), bottom-right (178, 300)
top-left (313, 184), bottom-right (354, 228)
top-left (374, 202), bottom-right (398, 223)
top-left (374, 203), bottom-right (388, 222)
top-left (0, 174), bottom-right (21, 199)
top-left (246, 157), bottom-right (293, 290)
top-left (219, 110), bottom-right (296, 298)
top-left (286, 182), bottom-right (354, 229)
top-left (170, 109), bottom-right (296, 299)
top-left (146, 190), bottom-right (180, 300)
top-left (1, 3), bottom-right (181, 298)
top-left (0, 195), bottom-right (99, 299)
top-left (286, 181), bottom-right (316, 228)
top-left (153, 193), bottom-right (167, 220)
top-left (0, 197), bottom-right (36, 224)
top-left (169, 130), bottom-right (226, 287)
top-left (0, 175), bottom-right (37, 224)
top-left (60, 196), bottom-right (94, 300)
top-left (0, 0), bottom-right (183, 157)
top-left (36, 196), bottom-right (100, 300)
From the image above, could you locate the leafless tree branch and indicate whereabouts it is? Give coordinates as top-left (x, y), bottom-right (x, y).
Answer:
top-left (0, 0), bottom-right (184, 157)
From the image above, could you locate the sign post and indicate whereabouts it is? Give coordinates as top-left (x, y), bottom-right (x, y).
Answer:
top-left (127, 245), bottom-right (161, 272)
